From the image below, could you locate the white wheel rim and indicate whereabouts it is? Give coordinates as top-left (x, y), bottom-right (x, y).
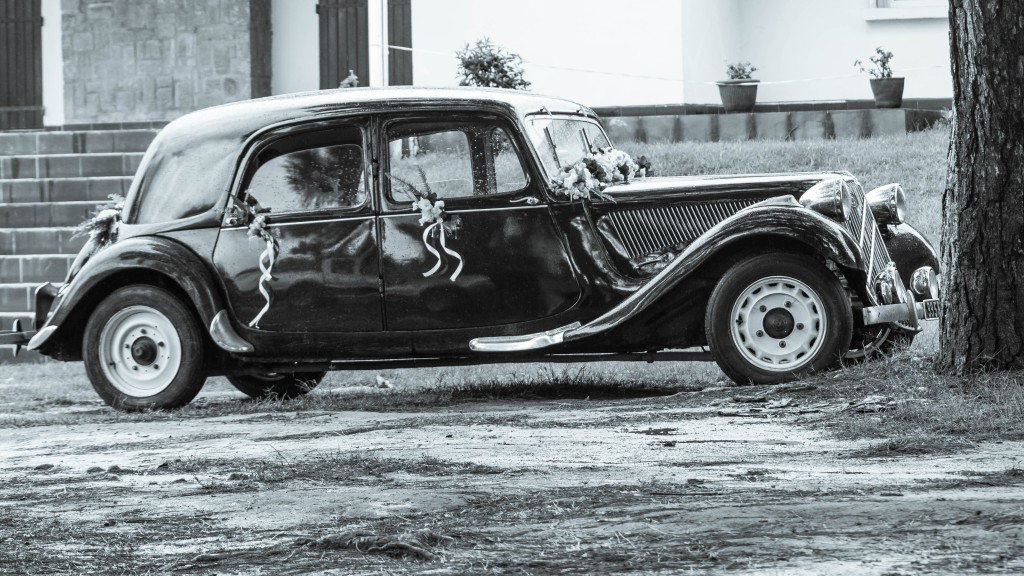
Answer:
top-left (729, 275), bottom-right (828, 373)
top-left (98, 305), bottom-right (182, 398)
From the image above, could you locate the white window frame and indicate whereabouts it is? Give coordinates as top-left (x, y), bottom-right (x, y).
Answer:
top-left (866, 0), bottom-right (947, 20)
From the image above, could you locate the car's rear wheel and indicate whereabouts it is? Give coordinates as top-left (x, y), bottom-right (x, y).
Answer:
top-left (227, 372), bottom-right (325, 400)
top-left (706, 253), bottom-right (853, 385)
top-left (83, 286), bottom-right (206, 411)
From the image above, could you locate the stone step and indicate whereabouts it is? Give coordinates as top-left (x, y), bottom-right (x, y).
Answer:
top-left (0, 254), bottom-right (75, 283)
top-left (0, 176), bottom-right (131, 204)
top-left (0, 288), bottom-right (37, 313)
top-left (0, 228), bottom-right (86, 255)
top-left (0, 201), bottom-right (102, 229)
top-left (0, 129), bottom-right (158, 156)
top-left (0, 311), bottom-right (35, 329)
top-left (0, 153), bottom-right (143, 179)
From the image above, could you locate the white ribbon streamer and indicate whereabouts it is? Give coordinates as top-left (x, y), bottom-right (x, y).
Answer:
top-left (248, 238), bottom-right (278, 329)
top-left (420, 221), bottom-right (464, 282)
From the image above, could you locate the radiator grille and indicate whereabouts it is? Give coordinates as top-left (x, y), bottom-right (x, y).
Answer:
top-left (604, 200), bottom-right (760, 259)
top-left (846, 182), bottom-right (892, 294)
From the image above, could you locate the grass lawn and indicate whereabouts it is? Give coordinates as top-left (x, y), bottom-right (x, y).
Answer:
top-left (4, 126), bottom-right (1022, 451)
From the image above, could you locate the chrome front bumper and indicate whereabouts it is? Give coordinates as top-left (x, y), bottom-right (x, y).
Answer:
top-left (862, 297), bottom-right (940, 327)
top-left (861, 265), bottom-right (940, 329)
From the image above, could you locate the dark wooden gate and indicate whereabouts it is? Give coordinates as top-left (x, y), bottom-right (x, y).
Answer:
top-left (387, 0), bottom-right (412, 85)
top-left (317, 0), bottom-right (369, 89)
top-left (0, 0), bottom-right (43, 130)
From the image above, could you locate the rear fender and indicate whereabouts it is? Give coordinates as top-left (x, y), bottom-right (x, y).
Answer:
top-left (28, 236), bottom-right (225, 356)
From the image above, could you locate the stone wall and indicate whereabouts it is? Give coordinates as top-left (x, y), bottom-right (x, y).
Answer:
top-left (61, 0), bottom-right (272, 124)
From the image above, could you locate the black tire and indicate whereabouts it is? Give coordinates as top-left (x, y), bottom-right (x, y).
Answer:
top-left (227, 371), bottom-right (325, 400)
top-left (83, 285), bottom-right (206, 411)
top-left (706, 252), bottom-right (854, 385)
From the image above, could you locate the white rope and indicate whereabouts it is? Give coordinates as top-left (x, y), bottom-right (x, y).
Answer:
top-left (375, 43), bottom-right (946, 86)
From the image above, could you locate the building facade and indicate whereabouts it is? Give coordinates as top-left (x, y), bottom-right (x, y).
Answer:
top-left (1, 0), bottom-right (952, 127)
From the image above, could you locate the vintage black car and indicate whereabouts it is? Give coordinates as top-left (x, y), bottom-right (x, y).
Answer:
top-left (0, 88), bottom-right (941, 411)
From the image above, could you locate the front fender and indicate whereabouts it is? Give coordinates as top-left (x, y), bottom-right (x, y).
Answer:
top-left (28, 235), bottom-right (225, 353)
top-left (885, 223), bottom-right (940, 283)
top-left (471, 200), bottom-right (863, 352)
top-left (563, 202), bottom-right (862, 343)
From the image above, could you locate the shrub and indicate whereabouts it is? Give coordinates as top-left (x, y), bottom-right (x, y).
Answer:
top-left (725, 61), bottom-right (758, 80)
top-left (855, 47), bottom-right (895, 79)
top-left (456, 38), bottom-right (530, 90)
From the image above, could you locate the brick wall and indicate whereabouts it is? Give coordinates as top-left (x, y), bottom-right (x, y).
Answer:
top-left (61, 0), bottom-right (273, 123)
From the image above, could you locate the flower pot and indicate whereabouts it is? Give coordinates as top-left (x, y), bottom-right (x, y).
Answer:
top-left (717, 80), bottom-right (759, 113)
top-left (870, 77), bottom-right (904, 108)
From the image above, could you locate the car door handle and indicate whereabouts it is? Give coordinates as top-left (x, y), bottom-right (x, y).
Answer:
top-left (511, 196), bottom-right (541, 205)
top-left (443, 214), bottom-right (462, 239)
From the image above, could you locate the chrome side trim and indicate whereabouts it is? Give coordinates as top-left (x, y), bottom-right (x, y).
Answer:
top-left (209, 310), bottom-right (255, 353)
top-left (26, 325), bottom-right (57, 351)
top-left (379, 204), bottom-right (547, 218)
top-left (469, 322), bottom-right (582, 352)
top-left (220, 214), bottom-right (375, 231)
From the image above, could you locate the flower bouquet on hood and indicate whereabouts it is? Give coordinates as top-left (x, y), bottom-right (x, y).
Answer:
top-left (552, 148), bottom-right (653, 201)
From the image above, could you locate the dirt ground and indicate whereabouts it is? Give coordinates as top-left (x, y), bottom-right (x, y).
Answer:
top-left (2, 378), bottom-right (1023, 575)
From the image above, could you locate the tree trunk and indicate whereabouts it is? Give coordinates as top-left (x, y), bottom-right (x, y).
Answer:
top-left (940, 1), bottom-right (1024, 372)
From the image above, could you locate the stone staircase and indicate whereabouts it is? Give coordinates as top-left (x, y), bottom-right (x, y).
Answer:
top-left (0, 128), bottom-right (159, 363)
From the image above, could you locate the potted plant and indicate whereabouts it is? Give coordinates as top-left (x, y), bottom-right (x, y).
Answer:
top-left (717, 61), bottom-right (759, 113)
top-left (855, 47), bottom-right (904, 108)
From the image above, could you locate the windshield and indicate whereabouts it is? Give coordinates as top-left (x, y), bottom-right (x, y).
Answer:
top-left (526, 116), bottom-right (612, 177)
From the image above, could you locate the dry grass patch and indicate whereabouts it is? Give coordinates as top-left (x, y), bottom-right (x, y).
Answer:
top-left (822, 350), bottom-right (1024, 452)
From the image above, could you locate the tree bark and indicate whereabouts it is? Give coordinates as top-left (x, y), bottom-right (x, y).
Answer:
top-left (940, 0), bottom-right (1024, 372)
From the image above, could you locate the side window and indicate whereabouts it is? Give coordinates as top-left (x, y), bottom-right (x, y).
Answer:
top-left (245, 126), bottom-right (367, 213)
top-left (388, 130), bottom-right (473, 199)
top-left (492, 127), bottom-right (528, 193)
top-left (386, 121), bottom-right (528, 201)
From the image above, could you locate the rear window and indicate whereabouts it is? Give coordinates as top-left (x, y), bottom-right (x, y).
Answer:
top-left (242, 125), bottom-right (368, 214)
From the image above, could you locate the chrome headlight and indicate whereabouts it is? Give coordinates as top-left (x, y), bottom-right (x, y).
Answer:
top-left (799, 178), bottom-right (852, 222)
top-left (910, 266), bottom-right (939, 299)
top-left (865, 183), bottom-right (906, 225)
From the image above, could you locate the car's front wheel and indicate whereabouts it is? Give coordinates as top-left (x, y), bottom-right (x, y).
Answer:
top-left (83, 285), bottom-right (207, 411)
top-left (706, 253), bottom-right (853, 385)
top-left (227, 372), bottom-right (325, 400)
top-left (846, 325), bottom-right (915, 363)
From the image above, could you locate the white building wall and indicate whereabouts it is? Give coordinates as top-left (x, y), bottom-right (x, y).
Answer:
top-left (732, 0), bottom-right (951, 103)
top-left (272, 0), bottom-right (388, 94)
top-left (408, 0), bottom-right (686, 107)
top-left (271, 0), bottom-right (950, 106)
top-left (680, 0), bottom-right (740, 106)
top-left (271, 0), bottom-right (320, 94)
top-left (41, 0), bottom-right (64, 126)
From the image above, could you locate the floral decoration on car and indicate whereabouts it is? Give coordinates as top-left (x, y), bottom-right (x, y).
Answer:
top-left (413, 192), bottom-right (464, 282)
top-left (552, 148), bottom-right (654, 201)
top-left (245, 206), bottom-right (280, 329)
top-left (74, 194), bottom-right (125, 253)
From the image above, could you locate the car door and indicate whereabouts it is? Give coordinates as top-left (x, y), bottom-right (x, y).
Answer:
top-left (379, 113), bottom-right (582, 333)
top-left (211, 121), bottom-right (382, 334)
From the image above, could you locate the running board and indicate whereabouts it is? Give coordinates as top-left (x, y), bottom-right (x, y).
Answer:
top-left (469, 322), bottom-right (582, 353)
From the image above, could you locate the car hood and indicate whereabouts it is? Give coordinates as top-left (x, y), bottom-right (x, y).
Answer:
top-left (599, 173), bottom-right (850, 203)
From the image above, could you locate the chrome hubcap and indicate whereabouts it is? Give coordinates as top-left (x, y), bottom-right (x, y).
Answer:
top-left (98, 306), bottom-right (181, 397)
top-left (730, 276), bottom-right (827, 372)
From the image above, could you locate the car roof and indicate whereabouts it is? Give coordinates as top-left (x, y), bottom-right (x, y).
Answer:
top-left (174, 86), bottom-right (594, 139)
top-left (123, 87), bottom-right (594, 226)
